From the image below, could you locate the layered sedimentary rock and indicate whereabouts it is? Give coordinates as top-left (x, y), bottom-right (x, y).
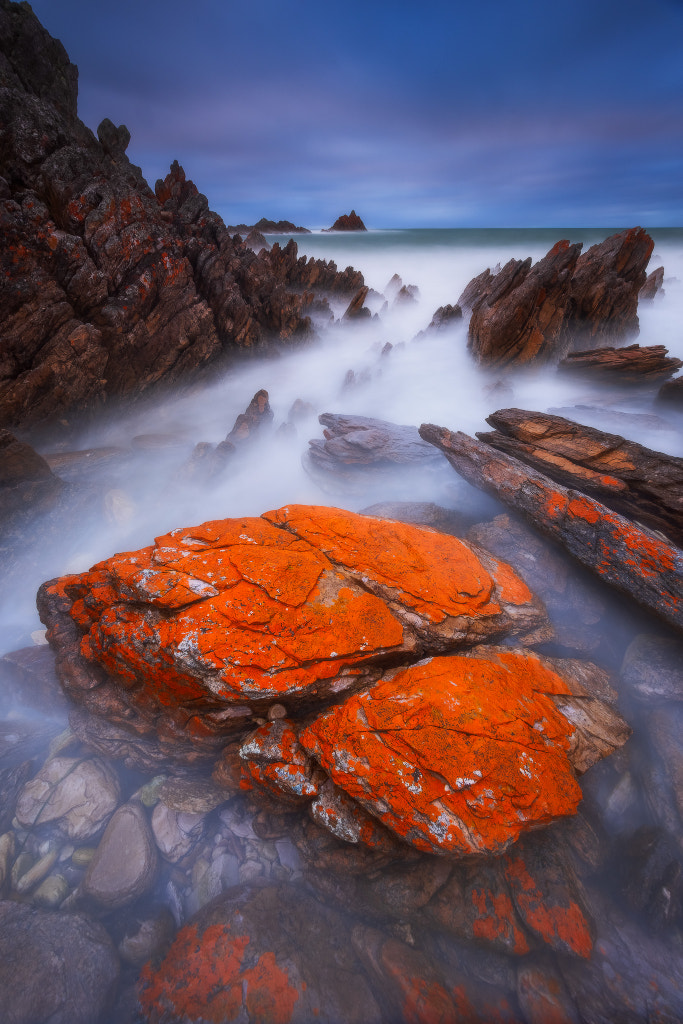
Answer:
top-left (478, 408), bottom-right (683, 547)
top-left (558, 344), bottom-right (682, 384)
top-left (461, 229), bottom-right (654, 367)
top-left (0, 1), bottom-right (362, 428)
top-left (419, 424), bottom-right (683, 632)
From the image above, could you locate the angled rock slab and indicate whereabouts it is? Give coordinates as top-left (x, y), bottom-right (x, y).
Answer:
top-left (420, 424), bottom-right (683, 633)
top-left (479, 407), bottom-right (683, 547)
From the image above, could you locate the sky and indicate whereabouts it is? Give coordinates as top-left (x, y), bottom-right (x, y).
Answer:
top-left (28, 0), bottom-right (683, 228)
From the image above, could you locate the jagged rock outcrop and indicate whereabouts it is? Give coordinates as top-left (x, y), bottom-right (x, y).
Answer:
top-left (558, 343), bottom-right (682, 384)
top-left (640, 265), bottom-right (664, 300)
top-left (461, 229), bottom-right (655, 367)
top-left (419, 423), bottom-right (683, 633)
top-left (226, 217), bottom-right (311, 234)
top-left (325, 210), bottom-right (367, 231)
top-left (0, 1), bottom-right (362, 429)
top-left (478, 408), bottom-right (683, 547)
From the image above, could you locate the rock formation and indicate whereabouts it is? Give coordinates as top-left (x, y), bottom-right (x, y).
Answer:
top-left (478, 408), bottom-right (683, 547)
top-left (558, 344), bottom-right (682, 384)
top-left (419, 423), bottom-right (683, 632)
top-left (0, 0), bottom-right (362, 429)
top-left (325, 210), bottom-right (367, 231)
top-left (461, 229), bottom-right (655, 367)
top-left (226, 217), bottom-right (311, 234)
top-left (640, 265), bottom-right (664, 300)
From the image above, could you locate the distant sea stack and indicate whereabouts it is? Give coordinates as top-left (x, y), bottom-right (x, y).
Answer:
top-left (226, 218), bottom-right (311, 234)
top-left (324, 210), bottom-right (367, 231)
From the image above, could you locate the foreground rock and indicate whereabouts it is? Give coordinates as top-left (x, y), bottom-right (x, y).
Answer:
top-left (478, 408), bottom-right (683, 547)
top-left (137, 883), bottom-right (382, 1024)
top-left (304, 413), bottom-right (446, 487)
top-left (0, 901), bottom-right (118, 1024)
top-left (325, 209), bottom-right (367, 231)
top-left (419, 424), bottom-right (683, 632)
top-left (558, 343), bottom-right (682, 384)
top-left (38, 505), bottom-right (549, 761)
top-left (0, 2), bottom-right (362, 428)
top-left (462, 229), bottom-right (654, 367)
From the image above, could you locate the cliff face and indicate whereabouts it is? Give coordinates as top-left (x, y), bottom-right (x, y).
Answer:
top-left (0, 1), bottom-right (362, 429)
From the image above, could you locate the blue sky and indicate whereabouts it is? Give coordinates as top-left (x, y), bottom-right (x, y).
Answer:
top-left (29, 0), bottom-right (683, 227)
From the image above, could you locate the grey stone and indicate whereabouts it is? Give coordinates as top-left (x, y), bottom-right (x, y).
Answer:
top-left (0, 900), bottom-right (118, 1024)
top-left (151, 801), bottom-right (206, 862)
top-left (83, 802), bottom-right (158, 908)
top-left (15, 756), bottom-right (120, 840)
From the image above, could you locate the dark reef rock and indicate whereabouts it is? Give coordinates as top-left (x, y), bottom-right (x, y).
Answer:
top-left (558, 343), bottom-right (682, 384)
top-left (640, 265), bottom-right (664, 300)
top-left (478, 408), bottom-right (683, 547)
top-left (461, 229), bottom-right (654, 368)
top-left (419, 423), bottom-right (683, 633)
top-left (0, 1), bottom-right (361, 429)
top-left (226, 217), bottom-right (311, 234)
top-left (325, 209), bottom-right (367, 231)
top-left (657, 375), bottom-right (683, 407)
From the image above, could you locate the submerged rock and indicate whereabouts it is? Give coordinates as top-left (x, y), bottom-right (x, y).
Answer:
top-left (0, 900), bottom-right (119, 1024)
top-left (15, 756), bottom-right (120, 840)
top-left (137, 883), bottom-right (382, 1024)
top-left (82, 801), bottom-right (158, 908)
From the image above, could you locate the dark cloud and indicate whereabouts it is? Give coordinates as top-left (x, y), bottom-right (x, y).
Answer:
top-left (29, 0), bottom-right (683, 225)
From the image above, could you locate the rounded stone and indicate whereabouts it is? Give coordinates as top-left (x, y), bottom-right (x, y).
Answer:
top-left (15, 756), bottom-right (120, 841)
top-left (83, 802), bottom-right (158, 908)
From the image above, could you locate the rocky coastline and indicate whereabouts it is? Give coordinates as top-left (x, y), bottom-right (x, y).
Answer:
top-left (1, 2), bottom-right (683, 1023)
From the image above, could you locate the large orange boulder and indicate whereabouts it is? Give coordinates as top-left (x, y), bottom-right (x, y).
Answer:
top-left (38, 505), bottom-right (549, 761)
top-left (297, 648), bottom-right (627, 857)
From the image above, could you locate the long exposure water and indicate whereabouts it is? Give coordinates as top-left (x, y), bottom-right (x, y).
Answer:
top-left (3, 227), bottom-right (683, 1021)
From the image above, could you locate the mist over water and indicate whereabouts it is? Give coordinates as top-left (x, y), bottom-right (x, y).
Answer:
top-left (3, 228), bottom-right (683, 654)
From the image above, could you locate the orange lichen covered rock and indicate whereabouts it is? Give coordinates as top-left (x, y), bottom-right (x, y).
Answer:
top-left (137, 884), bottom-right (382, 1024)
top-left (299, 649), bottom-right (585, 856)
top-left (38, 505), bottom-right (548, 755)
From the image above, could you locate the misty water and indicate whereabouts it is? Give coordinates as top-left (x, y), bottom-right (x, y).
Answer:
top-left (3, 227), bottom-right (683, 1021)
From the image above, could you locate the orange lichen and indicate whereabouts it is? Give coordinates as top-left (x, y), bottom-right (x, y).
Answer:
top-left (299, 650), bottom-right (581, 856)
top-left (504, 853), bottom-right (593, 958)
top-left (138, 924), bottom-right (300, 1024)
top-left (471, 888), bottom-right (530, 954)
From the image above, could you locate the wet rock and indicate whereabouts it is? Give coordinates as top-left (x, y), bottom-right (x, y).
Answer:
top-left (304, 412), bottom-right (446, 486)
top-left (325, 209), bottom-right (367, 231)
top-left (468, 240), bottom-right (582, 367)
top-left (0, 430), bottom-right (62, 517)
top-left (14, 846), bottom-right (60, 893)
top-left (620, 826), bottom-right (683, 927)
top-left (226, 388), bottom-right (273, 443)
top-left (137, 883), bottom-right (382, 1024)
top-left (244, 227), bottom-right (270, 252)
top-left (559, 343), bottom-right (682, 384)
top-left (517, 961), bottom-right (581, 1024)
top-left (503, 837), bottom-right (594, 958)
top-left (32, 871), bottom-right (69, 907)
top-left (424, 856), bottom-right (531, 954)
top-left (359, 499), bottom-right (471, 535)
top-left (151, 802), bottom-right (206, 862)
top-left (82, 802), bottom-right (158, 908)
top-left (461, 229), bottom-right (654, 367)
top-left (0, 761), bottom-right (34, 832)
top-left (39, 504), bottom-right (549, 756)
top-left (118, 906), bottom-right (176, 966)
top-left (0, 643), bottom-right (67, 714)
top-left (342, 285), bottom-right (371, 319)
top-left (479, 407), bottom-right (683, 547)
top-left (560, 895), bottom-right (683, 1023)
top-left (467, 513), bottom-right (606, 653)
top-left (298, 648), bottom-right (628, 856)
top-left (420, 423), bottom-right (683, 633)
top-left (0, 4), bottom-right (362, 430)
top-left (621, 633), bottom-right (683, 702)
top-left (15, 756), bottom-right (120, 840)
top-left (174, 438), bottom-right (235, 485)
top-left (0, 900), bottom-right (118, 1024)
top-left (640, 264), bottom-right (665, 299)
top-left (426, 302), bottom-right (463, 330)
top-left (657, 374), bottom-right (683, 407)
